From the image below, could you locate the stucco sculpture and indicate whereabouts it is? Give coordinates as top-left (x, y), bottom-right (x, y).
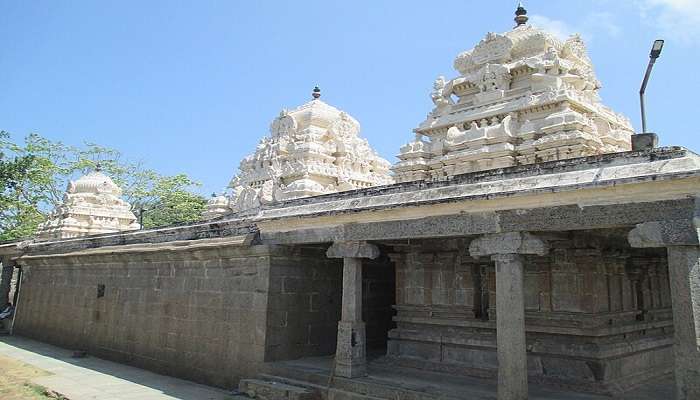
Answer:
top-left (205, 87), bottom-right (393, 218)
top-left (36, 168), bottom-right (140, 239)
top-left (393, 10), bottom-right (634, 182)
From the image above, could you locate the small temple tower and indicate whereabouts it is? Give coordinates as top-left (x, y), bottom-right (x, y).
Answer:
top-left (205, 87), bottom-right (393, 217)
top-left (392, 4), bottom-right (634, 182)
top-left (36, 167), bottom-right (140, 239)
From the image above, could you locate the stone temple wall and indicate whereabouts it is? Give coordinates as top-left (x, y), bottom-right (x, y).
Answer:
top-left (12, 242), bottom-right (396, 389)
top-left (13, 245), bottom-right (283, 387)
top-left (266, 247), bottom-right (343, 361)
top-left (387, 230), bottom-right (673, 394)
top-left (265, 246), bottom-right (396, 360)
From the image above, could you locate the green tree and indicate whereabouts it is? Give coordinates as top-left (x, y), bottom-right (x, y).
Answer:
top-left (0, 132), bottom-right (48, 240)
top-left (0, 132), bottom-right (207, 240)
top-left (135, 174), bottom-right (207, 228)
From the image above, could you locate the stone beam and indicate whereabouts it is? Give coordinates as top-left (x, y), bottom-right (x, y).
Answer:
top-left (469, 232), bottom-right (548, 257)
top-left (242, 199), bottom-right (695, 246)
top-left (326, 241), bottom-right (380, 260)
top-left (628, 220), bottom-right (700, 399)
top-left (628, 219), bottom-right (699, 248)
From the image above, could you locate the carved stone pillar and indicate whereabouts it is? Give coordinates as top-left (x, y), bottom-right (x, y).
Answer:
top-left (0, 256), bottom-right (15, 305)
top-left (326, 241), bottom-right (380, 378)
top-left (629, 220), bottom-right (700, 400)
top-left (470, 232), bottom-right (548, 400)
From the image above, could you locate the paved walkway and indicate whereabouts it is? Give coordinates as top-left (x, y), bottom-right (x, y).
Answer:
top-left (0, 335), bottom-right (236, 400)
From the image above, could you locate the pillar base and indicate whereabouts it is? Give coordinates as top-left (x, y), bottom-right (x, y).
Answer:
top-left (335, 321), bottom-right (367, 378)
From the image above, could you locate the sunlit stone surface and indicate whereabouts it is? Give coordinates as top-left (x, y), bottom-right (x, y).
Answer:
top-left (36, 169), bottom-right (140, 239)
top-left (205, 88), bottom-right (393, 218)
top-left (392, 14), bottom-right (634, 182)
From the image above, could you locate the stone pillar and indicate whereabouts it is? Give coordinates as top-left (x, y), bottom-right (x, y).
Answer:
top-left (327, 241), bottom-right (380, 378)
top-left (470, 232), bottom-right (548, 400)
top-left (629, 220), bottom-right (700, 400)
top-left (0, 256), bottom-right (15, 305)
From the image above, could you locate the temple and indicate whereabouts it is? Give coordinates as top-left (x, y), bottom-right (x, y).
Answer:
top-left (1, 5), bottom-right (698, 400)
top-left (205, 87), bottom-right (393, 217)
top-left (35, 167), bottom-right (140, 239)
top-left (393, 7), bottom-right (633, 182)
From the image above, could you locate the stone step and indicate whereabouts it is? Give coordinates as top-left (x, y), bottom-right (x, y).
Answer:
top-left (327, 388), bottom-right (384, 400)
top-left (239, 378), bottom-right (320, 400)
top-left (256, 375), bottom-right (385, 400)
top-left (260, 367), bottom-right (479, 400)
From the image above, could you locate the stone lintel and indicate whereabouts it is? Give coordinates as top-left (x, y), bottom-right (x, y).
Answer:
top-left (469, 232), bottom-right (548, 258)
top-left (326, 241), bottom-right (380, 259)
top-left (260, 199), bottom-right (696, 245)
top-left (628, 219), bottom-right (700, 248)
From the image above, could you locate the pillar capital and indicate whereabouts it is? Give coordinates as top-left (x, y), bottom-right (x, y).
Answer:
top-left (628, 219), bottom-right (700, 248)
top-left (469, 231), bottom-right (548, 258)
top-left (326, 241), bottom-right (380, 259)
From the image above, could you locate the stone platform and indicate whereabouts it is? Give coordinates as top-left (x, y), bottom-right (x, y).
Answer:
top-left (246, 355), bottom-right (673, 400)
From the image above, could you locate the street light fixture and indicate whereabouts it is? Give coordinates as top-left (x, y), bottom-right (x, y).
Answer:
top-left (640, 39), bottom-right (664, 133)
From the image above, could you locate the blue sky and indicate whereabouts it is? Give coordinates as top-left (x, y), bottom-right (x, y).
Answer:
top-left (2, 1), bottom-right (699, 195)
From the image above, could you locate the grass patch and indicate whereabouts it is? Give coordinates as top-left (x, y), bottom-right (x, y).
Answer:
top-left (0, 354), bottom-right (57, 399)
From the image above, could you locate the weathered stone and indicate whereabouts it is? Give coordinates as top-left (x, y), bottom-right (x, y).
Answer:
top-left (0, 257), bottom-right (15, 304)
top-left (335, 257), bottom-right (367, 378)
top-left (631, 132), bottom-right (659, 151)
top-left (239, 378), bottom-right (317, 400)
top-left (628, 220), bottom-right (700, 248)
top-left (326, 242), bottom-right (380, 260)
top-left (666, 246), bottom-right (700, 400)
top-left (469, 232), bottom-right (548, 257)
top-left (494, 254), bottom-right (528, 400)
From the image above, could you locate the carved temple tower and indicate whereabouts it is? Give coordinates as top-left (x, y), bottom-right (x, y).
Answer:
top-left (205, 88), bottom-right (393, 217)
top-left (36, 167), bottom-right (140, 240)
top-left (392, 6), bottom-right (634, 182)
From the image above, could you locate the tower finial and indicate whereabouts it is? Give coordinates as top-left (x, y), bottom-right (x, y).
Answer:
top-left (514, 2), bottom-right (528, 27)
top-left (312, 86), bottom-right (321, 99)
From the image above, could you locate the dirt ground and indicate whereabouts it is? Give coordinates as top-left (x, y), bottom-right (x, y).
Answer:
top-left (0, 354), bottom-right (59, 400)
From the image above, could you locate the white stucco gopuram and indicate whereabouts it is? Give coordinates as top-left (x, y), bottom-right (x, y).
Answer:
top-left (392, 6), bottom-right (634, 183)
top-left (205, 87), bottom-right (393, 217)
top-left (203, 192), bottom-right (231, 219)
top-left (36, 168), bottom-right (140, 240)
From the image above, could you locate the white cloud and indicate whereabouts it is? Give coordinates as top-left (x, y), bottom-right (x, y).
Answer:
top-left (528, 13), bottom-right (622, 43)
top-left (587, 12), bottom-right (622, 38)
top-left (638, 0), bottom-right (700, 44)
top-left (528, 14), bottom-right (578, 40)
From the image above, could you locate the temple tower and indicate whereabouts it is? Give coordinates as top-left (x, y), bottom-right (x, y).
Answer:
top-left (206, 88), bottom-right (393, 217)
top-left (393, 6), bottom-right (634, 182)
top-left (36, 167), bottom-right (140, 239)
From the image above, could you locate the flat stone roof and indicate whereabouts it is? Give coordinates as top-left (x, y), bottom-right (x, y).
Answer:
top-left (3, 146), bottom-right (699, 256)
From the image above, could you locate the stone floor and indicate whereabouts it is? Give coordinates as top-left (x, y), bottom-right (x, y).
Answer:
top-left (0, 335), bottom-right (675, 400)
top-left (264, 355), bottom-right (675, 400)
top-left (0, 336), bottom-right (236, 400)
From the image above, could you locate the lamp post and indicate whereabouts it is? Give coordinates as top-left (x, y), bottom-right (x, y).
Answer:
top-left (633, 39), bottom-right (664, 151)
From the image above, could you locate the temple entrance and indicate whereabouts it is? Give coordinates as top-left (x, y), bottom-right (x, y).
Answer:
top-left (362, 247), bottom-right (396, 355)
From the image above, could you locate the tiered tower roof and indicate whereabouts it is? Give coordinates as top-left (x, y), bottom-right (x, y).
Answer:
top-left (36, 168), bottom-right (140, 239)
top-left (205, 88), bottom-right (393, 217)
top-left (392, 5), bottom-right (634, 182)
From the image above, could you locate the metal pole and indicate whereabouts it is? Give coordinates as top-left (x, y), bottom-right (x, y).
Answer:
top-left (139, 207), bottom-right (144, 229)
top-left (639, 57), bottom-right (656, 133)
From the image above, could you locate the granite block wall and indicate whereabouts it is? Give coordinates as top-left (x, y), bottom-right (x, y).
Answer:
top-left (13, 244), bottom-right (277, 388)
